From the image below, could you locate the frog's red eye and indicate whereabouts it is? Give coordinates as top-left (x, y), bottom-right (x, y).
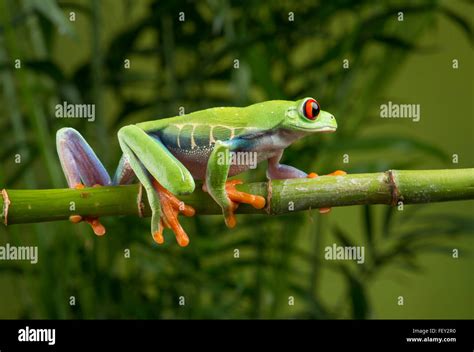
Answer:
top-left (303, 98), bottom-right (320, 120)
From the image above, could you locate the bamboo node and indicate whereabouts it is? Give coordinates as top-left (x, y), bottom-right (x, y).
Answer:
top-left (387, 170), bottom-right (400, 206)
top-left (1, 189), bottom-right (11, 226)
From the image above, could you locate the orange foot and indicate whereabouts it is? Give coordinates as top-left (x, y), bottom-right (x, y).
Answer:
top-left (152, 179), bottom-right (196, 247)
top-left (223, 179), bottom-right (266, 228)
top-left (307, 170), bottom-right (347, 214)
top-left (69, 183), bottom-right (106, 236)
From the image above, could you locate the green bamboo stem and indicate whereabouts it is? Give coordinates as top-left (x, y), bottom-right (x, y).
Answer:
top-left (1, 169), bottom-right (473, 226)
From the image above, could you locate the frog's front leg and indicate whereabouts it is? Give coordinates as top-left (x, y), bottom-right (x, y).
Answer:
top-left (267, 150), bottom-right (346, 214)
top-left (266, 150), bottom-right (308, 179)
top-left (205, 141), bottom-right (266, 228)
top-left (117, 125), bottom-right (196, 246)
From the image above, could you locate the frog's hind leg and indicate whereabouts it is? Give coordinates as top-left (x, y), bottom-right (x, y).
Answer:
top-left (56, 127), bottom-right (113, 236)
top-left (117, 125), bottom-right (196, 246)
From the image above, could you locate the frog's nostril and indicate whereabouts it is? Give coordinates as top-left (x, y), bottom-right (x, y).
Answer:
top-left (330, 115), bottom-right (335, 119)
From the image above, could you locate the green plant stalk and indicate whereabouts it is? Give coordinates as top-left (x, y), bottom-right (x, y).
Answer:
top-left (90, 0), bottom-right (108, 160)
top-left (1, 169), bottom-right (473, 225)
top-left (0, 1), bottom-right (62, 187)
top-left (0, 44), bottom-right (36, 188)
top-left (0, 2), bottom-right (36, 188)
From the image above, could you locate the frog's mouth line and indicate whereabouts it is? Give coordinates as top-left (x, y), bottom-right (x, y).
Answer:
top-left (318, 127), bottom-right (337, 132)
top-left (294, 126), bottom-right (337, 133)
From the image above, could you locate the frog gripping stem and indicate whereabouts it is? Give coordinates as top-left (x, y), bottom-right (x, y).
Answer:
top-left (152, 179), bottom-right (195, 247)
top-left (307, 170), bottom-right (347, 214)
top-left (223, 180), bottom-right (266, 228)
top-left (56, 99), bottom-right (358, 246)
top-left (68, 183), bottom-right (106, 236)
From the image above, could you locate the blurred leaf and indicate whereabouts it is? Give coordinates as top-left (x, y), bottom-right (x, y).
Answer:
top-left (113, 100), bottom-right (155, 127)
top-left (71, 63), bottom-right (92, 97)
top-left (372, 34), bottom-right (418, 50)
top-left (5, 152), bottom-right (38, 186)
top-left (393, 256), bottom-right (423, 273)
top-left (28, 0), bottom-right (76, 37)
top-left (374, 242), bottom-right (413, 270)
top-left (333, 226), bottom-right (356, 248)
top-left (409, 244), bottom-right (468, 255)
top-left (288, 281), bottom-right (329, 319)
top-left (23, 60), bottom-right (65, 82)
top-left (375, 213), bottom-right (473, 272)
top-left (440, 6), bottom-right (473, 44)
top-left (58, 1), bottom-right (92, 16)
top-left (340, 266), bottom-right (369, 319)
top-left (0, 141), bottom-right (33, 161)
top-left (104, 20), bottom-right (149, 79)
top-left (399, 214), bottom-right (474, 241)
top-left (328, 135), bottom-right (448, 161)
top-left (363, 205), bottom-right (374, 249)
top-left (382, 206), bottom-right (396, 237)
top-left (37, 10), bottom-right (54, 53)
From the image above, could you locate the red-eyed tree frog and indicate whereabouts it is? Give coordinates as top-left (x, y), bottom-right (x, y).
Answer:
top-left (56, 98), bottom-right (345, 247)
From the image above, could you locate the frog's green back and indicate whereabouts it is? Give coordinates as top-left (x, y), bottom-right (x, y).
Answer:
top-left (136, 100), bottom-right (293, 143)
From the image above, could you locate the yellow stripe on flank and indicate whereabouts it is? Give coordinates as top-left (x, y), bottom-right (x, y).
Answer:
top-left (169, 123), bottom-right (255, 148)
top-left (209, 126), bottom-right (215, 145)
top-left (172, 124), bottom-right (184, 148)
top-left (191, 124), bottom-right (197, 149)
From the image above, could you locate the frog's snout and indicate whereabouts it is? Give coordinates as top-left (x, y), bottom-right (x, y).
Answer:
top-left (318, 112), bottom-right (337, 132)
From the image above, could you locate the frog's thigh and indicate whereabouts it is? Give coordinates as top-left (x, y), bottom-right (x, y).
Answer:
top-left (117, 125), bottom-right (195, 195)
top-left (56, 127), bottom-right (112, 187)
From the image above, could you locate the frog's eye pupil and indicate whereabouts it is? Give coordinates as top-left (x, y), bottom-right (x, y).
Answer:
top-left (303, 99), bottom-right (320, 120)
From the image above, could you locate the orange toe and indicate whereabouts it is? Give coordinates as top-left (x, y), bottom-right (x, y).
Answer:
top-left (70, 184), bottom-right (107, 236)
top-left (307, 172), bottom-right (319, 179)
top-left (153, 221), bottom-right (165, 244)
top-left (153, 232), bottom-right (164, 244)
top-left (69, 215), bottom-right (83, 223)
top-left (225, 215), bottom-right (237, 228)
top-left (161, 196), bottom-right (190, 247)
top-left (225, 180), bottom-right (266, 210)
top-left (172, 224), bottom-right (190, 247)
top-left (327, 170), bottom-right (347, 176)
top-left (69, 214), bottom-right (106, 236)
top-left (152, 179), bottom-right (194, 247)
top-left (318, 207), bottom-right (332, 214)
top-left (176, 201), bottom-right (196, 217)
top-left (224, 205), bottom-right (238, 228)
top-left (85, 217), bottom-right (106, 236)
top-left (69, 214), bottom-right (106, 235)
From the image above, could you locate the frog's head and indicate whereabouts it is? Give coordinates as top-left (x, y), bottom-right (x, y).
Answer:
top-left (281, 97), bottom-right (337, 133)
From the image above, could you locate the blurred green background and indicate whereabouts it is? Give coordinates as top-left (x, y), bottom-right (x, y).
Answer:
top-left (0, 0), bottom-right (472, 319)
